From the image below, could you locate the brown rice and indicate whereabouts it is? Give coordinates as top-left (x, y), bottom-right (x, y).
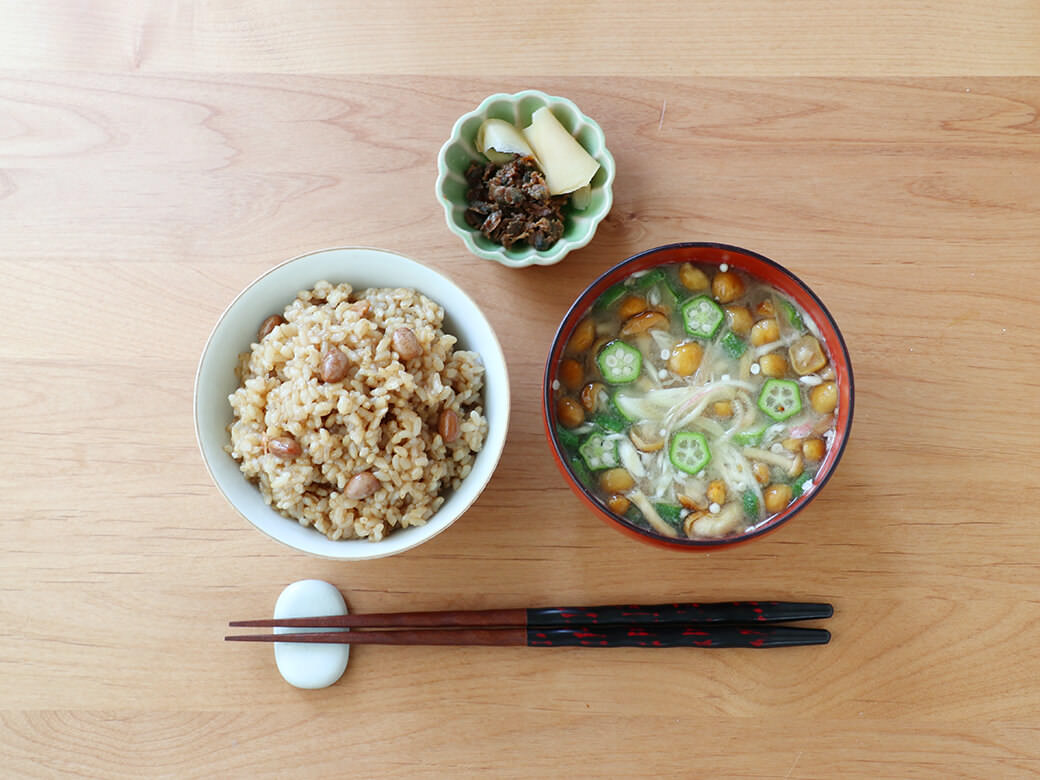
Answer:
top-left (226, 281), bottom-right (488, 541)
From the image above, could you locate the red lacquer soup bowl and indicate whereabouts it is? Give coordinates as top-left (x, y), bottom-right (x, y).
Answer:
top-left (542, 243), bottom-right (854, 550)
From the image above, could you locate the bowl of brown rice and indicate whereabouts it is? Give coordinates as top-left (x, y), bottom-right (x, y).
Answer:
top-left (194, 247), bottom-right (510, 560)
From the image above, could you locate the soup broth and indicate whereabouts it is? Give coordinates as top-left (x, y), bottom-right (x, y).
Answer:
top-left (553, 261), bottom-right (838, 540)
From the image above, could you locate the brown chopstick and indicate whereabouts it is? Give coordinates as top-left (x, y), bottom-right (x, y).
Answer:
top-left (224, 624), bottom-right (831, 648)
top-left (227, 628), bottom-right (526, 646)
top-left (229, 608), bottom-right (525, 629)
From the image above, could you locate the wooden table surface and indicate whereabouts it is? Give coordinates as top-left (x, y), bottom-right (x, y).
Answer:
top-left (3, 3), bottom-right (1039, 777)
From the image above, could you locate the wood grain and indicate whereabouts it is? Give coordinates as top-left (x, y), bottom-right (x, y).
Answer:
top-left (1, 1), bottom-right (1039, 76)
top-left (1, 12), bottom-right (1039, 779)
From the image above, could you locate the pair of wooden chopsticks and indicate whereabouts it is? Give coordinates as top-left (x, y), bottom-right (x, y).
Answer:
top-left (226, 601), bottom-right (832, 648)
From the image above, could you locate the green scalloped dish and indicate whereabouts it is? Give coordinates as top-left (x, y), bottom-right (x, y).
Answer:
top-left (435, 90), bottom-right (615, 268)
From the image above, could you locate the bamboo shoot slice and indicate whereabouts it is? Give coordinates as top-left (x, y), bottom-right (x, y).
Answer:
top-left (476, 119), bottom-right (536, 164)
top-left (570, 184), bottom-right (591, 210)
top-left (522, 107), bottom-right (600, 195)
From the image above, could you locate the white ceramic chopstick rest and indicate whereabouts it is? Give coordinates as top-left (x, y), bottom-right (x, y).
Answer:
top-left (273, 579), bottom-right (349, 689)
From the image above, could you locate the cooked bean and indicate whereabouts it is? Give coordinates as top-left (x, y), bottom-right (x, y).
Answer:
top-left (268, 435), bottom-right (301, 460)
top-left (764, 483), bottom-right (793, 514)
top-left (557, 397), bottom-right (585, 428)
top-left (750, 318), bottom-right (780, 346)
top-left (345, 471), bottom-right (381, 499)
top-left (712, 271), bottom-right (744, 303)
top-left (620, 310), bottom-right (669, 336)
top-left (679, 262), bottom-right (710, 291)
top-left (668, 342), bottom-right (703, 376)
top-left (438, 409), bottom-right (460, 443)
top-left (607, 494), bottom-right (631, 515)
top-left (569, 318), bottom-right (595, 353)
top-left (802, 438), bottom-right (826, 462)
top-left (707, 479), bottom-right (727, 505)
top-left (725, 306), bottom-right (753, 337)
top-left (559, 358), bottom-right (584, 391)
top-left (600, 468), bottom-right (635, 493)
top-left (257, 314), bottom-right (285, 341)
top-left (810, 382), bottom-right (838, 414)
top-left (319, 347), bottom-right (351, 383)
top-left (617, 295), bottom-right (648, 320)
top-left (581, 382), bottom-right (605, 412)
top-left (392, 327), bottom-right (422, 360)
top-left (758, 353), bottom-right (788, 377)
top-left (349, 300), bottom-right (371, 317)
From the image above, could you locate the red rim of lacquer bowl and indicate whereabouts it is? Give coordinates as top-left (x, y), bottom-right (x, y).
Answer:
top-left (542, 242), bottom-right (855, 550)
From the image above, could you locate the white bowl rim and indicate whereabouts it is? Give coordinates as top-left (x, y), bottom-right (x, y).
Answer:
top-left (193, 245), bottom-right (510, 560)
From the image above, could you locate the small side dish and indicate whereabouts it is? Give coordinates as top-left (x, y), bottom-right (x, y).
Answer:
top-left (227, 281), bottom-right (488, 542)
top-left (465, 109), bottom-right (600, 250)
top-left (436, 90), bottom-right (615, 267)
top-left (552, 261), bottom-right (840, 541)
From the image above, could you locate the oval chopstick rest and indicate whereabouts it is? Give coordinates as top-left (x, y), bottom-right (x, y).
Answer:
top-left (273, 580), bottom-right (349, 689)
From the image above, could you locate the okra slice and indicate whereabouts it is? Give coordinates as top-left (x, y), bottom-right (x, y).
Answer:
top-left (681, 295), bottom-right (725, 339)
top-left (578, 433), bottom-right (621, 471)
top-left (668, 431), bottom-right (711, 475)
top-left (597, 340), bottom-right (642, 384)
top-left (757, 378), bottom-right (802, 422)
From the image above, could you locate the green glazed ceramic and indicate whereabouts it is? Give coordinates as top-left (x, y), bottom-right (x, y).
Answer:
top-left (435, 90), bottom-right (615, 268)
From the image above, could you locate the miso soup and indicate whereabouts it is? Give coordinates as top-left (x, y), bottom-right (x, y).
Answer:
top-left (553, 262), bottom-right (838, 540)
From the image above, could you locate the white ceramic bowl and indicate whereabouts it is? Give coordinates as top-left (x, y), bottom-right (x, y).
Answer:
top-left (194, 247), bottom-right (510, 560)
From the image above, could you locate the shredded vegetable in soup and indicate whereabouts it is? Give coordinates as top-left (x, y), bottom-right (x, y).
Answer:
top-left (553, 262), bottom-right (839, 540)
